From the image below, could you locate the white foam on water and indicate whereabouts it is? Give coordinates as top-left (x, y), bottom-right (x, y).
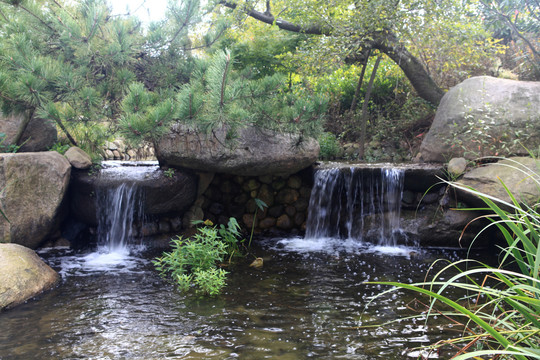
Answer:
top-left (273, 236), bottom-right (418, 257)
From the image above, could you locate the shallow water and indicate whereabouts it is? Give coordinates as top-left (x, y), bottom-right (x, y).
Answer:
top-left (0, 238), bottom-right (471, 359)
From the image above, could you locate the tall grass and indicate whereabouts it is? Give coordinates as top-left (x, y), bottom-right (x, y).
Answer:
top-left (369, 158), bottom-right (540, 359)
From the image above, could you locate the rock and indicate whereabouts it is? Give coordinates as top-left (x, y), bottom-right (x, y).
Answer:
top-left (196, 172), bottom-right (215, 197)
top-left (256, 184), bottom-right (275, 208)
top-left (276, 214), bottom-right (293, 230)
top-left (258, 217), bottom-right (277, 229)
top-left (258, 175), bottom-right (273, 184)
top-left (447, 157), bottom-right (467, 178)
top-left (276, 189), bottom-right (300, 205)
top-left (418, 76), bottom-right (540, 162)
top-left (294, 213), bottom-right (306, 226)
top-left (0, 244), bottom-right (59, 311)
top-left (457, 157), bottom-right (540, 208)
top-left (104, 141), bottom-right (118, 150)
top-left (0, 152), bottom-right (71, 248)
top-left (268, 205), bottom-right (284, 218)
top-left (287, 176), bottom-right (302, 189)
top-left (0, 112), bottom-right (57, 152)
top-left (69, 166), bottom-right (197, 226)
top-left (243, 213), bottom-right (257, 228)
top-left (64, 147), bottom-right (92, 169)
top-left (155, 124), bottom-right (320, 176)
top-left (400, 207), bottom-right (488, 247)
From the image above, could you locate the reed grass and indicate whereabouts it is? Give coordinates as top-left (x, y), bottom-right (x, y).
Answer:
top-left (369, 157), bottom-right (540, 359)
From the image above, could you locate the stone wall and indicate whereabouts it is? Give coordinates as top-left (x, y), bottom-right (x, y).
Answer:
top-left (193, 169), bottom-right (314, 235)
top-left (100, 140), bottom-right (155, 161)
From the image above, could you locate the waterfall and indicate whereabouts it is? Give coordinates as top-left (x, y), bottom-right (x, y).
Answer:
top-left (305, 167), bottom-right (405, 246)
top-left (96, 183), bottom-right (143, 253)
top-left (93, 161), bottom-right (153, 255)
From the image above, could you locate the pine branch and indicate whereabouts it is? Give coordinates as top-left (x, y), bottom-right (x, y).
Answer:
top-left (220, 52), bottom-right (231, 108)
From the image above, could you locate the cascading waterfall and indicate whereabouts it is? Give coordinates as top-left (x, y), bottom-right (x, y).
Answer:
top-left (92, 161), bottom-right (154, 256)
top-left (96, 183), bottom-right (143, 254)
top-left (305, 167), bottom-right (405, 246)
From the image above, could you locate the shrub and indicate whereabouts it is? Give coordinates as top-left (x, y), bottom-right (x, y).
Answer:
top-left (318, 132), bottom-right (341, 160)
top-left (153, 218), bottom-right (243, 295)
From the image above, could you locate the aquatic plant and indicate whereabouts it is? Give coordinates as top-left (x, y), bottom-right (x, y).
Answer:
top-left (369, 158), bottom-right (540, 359)
top-left (153, 218), bottom-right (243, 295)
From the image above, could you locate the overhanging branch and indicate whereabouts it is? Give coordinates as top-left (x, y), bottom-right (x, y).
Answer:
top-left (219, 1), bottom-right (329, 35)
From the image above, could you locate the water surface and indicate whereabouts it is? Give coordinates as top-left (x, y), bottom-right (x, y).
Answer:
top-left (0, 238), bottom-right (470, 359)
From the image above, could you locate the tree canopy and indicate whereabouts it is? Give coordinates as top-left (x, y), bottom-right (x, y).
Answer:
top-left (0, 0), bottom-right (536, 161)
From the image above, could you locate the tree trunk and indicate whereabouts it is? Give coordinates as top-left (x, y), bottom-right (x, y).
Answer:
top-left (219, 2), bottom-right (445, 106)
top-left (55, 118), bottom-right (78, 146)
top-left (349, 49), bottom-right (371, 113)
top-left (359, 55), bottom-right (382, 159)
top-left (372, 32), bottom-right (444, 106)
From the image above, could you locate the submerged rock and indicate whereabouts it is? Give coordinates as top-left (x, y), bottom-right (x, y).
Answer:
top-left (0, 243), bottom-right (59, 311)
top-left (155, 124), bottom-right (319, 176)
top-left (0, 152), bottom-right (71, 248)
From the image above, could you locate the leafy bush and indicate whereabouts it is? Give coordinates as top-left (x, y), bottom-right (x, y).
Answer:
top-left (153, 218), bottom-right (243, 295)
top-left (370, 159), bottom-right (540, 359)
top-left (49, 142), bottom-right (71, 155)
top-left (318, 132), bottom-right (341, 160)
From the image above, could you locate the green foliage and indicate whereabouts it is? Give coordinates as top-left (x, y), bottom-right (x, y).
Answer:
top-left (480, 0), bottom-right (540, 80)
top-left (48, 143), bottom-right (71, 155)
top-left (0, 132), bottom-right (21, 153)
top-left (153, 217), bottom-right (243, 295)
top-left (248, 198), bottom-right (268, 248)
top-left (218, 217), bottom-right (244, 259)
top-left (318, 132), bottom-right (341, 160)
top-left (369, 158), bottom-right (540, 359)
top-left (163, 168), bottom-right (175, 178)
top-left (173, 50), bottom-right (327, 139)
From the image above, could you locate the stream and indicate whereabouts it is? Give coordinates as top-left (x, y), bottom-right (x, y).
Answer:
top-left (0, 238), bottom-right (472, 359)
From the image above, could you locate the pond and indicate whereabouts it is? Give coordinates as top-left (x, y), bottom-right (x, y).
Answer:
top-left (0, 238), bottom-right (474, 360)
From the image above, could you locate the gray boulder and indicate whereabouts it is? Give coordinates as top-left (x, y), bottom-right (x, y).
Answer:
top-left (0, 111), bottom-right (57, 152)
top-left (456, 157), bottom-right (540, 208)
top-left (155, 124), bottom-right (320, 176)
top-left (0, 152), bottom-right (71, 248)
top-left (418, 76), bottom-right (540, 162)
top-left (0, 243), bottom-right (59, 311)
top-left (64, 146), bottom-right (92, 169)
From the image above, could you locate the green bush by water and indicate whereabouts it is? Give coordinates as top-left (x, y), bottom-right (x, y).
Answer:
top-left (153, 218), bottom-right (243, 296)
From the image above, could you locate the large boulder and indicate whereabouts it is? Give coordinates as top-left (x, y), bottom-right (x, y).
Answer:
top-left (0, 111), bottom-right (57, 152)
top-left (0, 243), bottom-right (59, 311)
top-left (0, 152), bottom-right (71, 248)
top-left (155, 124), bottom-right (320, 176)
top-left (418, 76), bottom-right (540, 162)
top-left (456, 157), bottom-right (540, 208)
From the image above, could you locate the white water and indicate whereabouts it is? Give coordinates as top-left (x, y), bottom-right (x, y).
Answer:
top-left (305, 167), bottom-right (405, 247)
top-left (85, 161), bottom-right (158, 268)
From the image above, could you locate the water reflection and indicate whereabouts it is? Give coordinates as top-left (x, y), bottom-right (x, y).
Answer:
top-left (0, 239), bottom-right (469, 359)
